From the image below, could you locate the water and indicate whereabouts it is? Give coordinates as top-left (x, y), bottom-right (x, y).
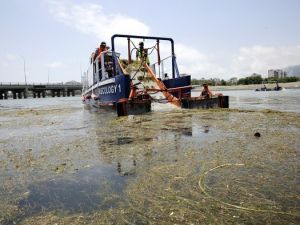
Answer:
top-left (0, 97), bottom-right (80, 110)
top-left (0, 92), bottom-right (299, 224)
top-left (1, 88), bottom-right (300, 112)
top-left (193, 88), bottom-right (300, 113)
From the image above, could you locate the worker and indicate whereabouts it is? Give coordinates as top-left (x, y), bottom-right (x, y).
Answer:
top-left (201, 83), bottom-right (223, 98)
top-left (99, 41), bottom-right (109, 55)
top-left (200, 83), bottom-right (213, 98)
top-left (137, 42), bottom-right (150, 65)
top-left (93, 42), bottom-right (110, 61)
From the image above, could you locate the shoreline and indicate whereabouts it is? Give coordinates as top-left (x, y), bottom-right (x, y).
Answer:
top-left (193, 81), bottom-right (300, 91)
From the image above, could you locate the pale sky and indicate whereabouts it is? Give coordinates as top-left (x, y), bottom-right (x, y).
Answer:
top-left (0, 0), bottom-right (299, 83)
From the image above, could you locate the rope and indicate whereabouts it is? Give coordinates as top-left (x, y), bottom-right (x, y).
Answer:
top-left (147, 44), bottom-right (157, 55)
top-left (198, 163), bottom-right (299, 217)
top-left (130, 39), bottom-right (138, 50)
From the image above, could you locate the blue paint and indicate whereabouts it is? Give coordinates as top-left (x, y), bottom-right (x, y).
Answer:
top-left (95, 75), bottom-right (131, 103)
top-left (163, 75), bottom-right (191, 98)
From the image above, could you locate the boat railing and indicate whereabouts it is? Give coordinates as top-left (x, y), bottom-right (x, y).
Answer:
top-left (0, 82), bottom-right (80, 86)
top-left (82, 63), bottom-right (94, 92)
top-left (95, 54), bottom-right (107, 81)
top-left (95, 52), bottom-right (118, 81)
top-left (149, 55), bottom-right (173, 80)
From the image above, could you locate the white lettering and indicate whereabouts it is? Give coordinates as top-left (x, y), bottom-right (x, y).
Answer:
top-left (99, 84), bottom-right (121, 95)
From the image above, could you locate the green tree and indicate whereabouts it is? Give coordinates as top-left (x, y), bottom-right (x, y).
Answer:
top-left (238, 75), bottom-right (263, 85)
top-left (191, 79), bottom-right (200, 85)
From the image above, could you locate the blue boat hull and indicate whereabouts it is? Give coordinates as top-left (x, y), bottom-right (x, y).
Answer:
top-left (163, 76), bottom-right (191, 98)
top-left (83, 75), bottom-right (151, 116)
top-left (98, 75), bottom-right (130, 102)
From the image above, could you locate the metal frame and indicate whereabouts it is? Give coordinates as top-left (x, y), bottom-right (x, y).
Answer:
top-left (111, 34), bottom-right (177, 78)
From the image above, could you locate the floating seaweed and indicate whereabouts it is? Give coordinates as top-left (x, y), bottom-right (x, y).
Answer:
top-left (0, 105), bottom-right (299, 224)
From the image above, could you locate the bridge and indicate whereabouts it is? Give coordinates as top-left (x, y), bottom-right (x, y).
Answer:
top-left (0, 82), bottom-right (82, 99)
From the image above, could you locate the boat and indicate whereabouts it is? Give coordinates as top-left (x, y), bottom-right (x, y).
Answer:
top-left (255, 81), bottom-right (283, 91)
top-left (82, 34), bottom-right (229, 116)
top-left (273, 81), bottom-right (283, 91)
top-left (81, 36), bottom-right (152, 116)
top-left (255, 85), bottom-right (272, 92)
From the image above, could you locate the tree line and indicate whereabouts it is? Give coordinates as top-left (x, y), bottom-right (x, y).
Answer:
top-left (191, 78), bottom-right (227, 86)
top-left (191, 75), bottom-right (300, 86)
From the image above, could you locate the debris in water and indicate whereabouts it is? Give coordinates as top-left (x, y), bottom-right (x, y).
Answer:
top-left (254, 132), bottom-right (261, 137)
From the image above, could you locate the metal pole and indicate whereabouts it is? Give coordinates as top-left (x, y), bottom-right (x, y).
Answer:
top-left (21, 56), bottom-right (27, 84)
top-left (127, 38), bottom-right (131, 64)
top-left (80, 64), bottom-right (82, 78)
top-left (23, 58), bottom-right (27, 84)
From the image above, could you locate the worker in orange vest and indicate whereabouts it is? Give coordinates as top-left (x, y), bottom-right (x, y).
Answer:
top-left (94, 42), bottom-right (109, 61)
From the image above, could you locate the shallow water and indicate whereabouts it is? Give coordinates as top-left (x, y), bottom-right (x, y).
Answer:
top-left (0, 92), bottom-right (299, 224)
top-left (193, 88), bottom-right (300, 113)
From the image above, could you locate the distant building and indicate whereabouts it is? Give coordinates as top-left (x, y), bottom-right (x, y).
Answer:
top-left (268, 69), bottom-right (287, 78)
top-left (229, 77), bottom-right (238, 84)
top-left (213, 78), bottom-right (221, 85)
top-left (283, 65), bottom-right (300, 77)
top-left (81, 73), bottom-right (89, 90)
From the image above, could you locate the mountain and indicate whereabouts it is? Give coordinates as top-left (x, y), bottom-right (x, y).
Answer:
top-left (283, 65), bottom-right (300, 77)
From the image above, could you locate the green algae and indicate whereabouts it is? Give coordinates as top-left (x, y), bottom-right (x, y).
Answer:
top-left (0, 107), bottom-right (299, 224)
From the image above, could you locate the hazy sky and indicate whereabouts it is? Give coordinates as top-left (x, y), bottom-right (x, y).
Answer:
top-left (0, 0), bottom-right (299, 83)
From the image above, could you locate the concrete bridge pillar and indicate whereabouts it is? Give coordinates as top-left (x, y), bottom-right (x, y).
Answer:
top-left (0, 92), bottom-right (3, 100)
top-left (18, 92), bottom-right (22, 99)
top-left (42, 91), bottom-right (46, 98)
top-left (4, 92), bottom-right (8, 99)
top-left (51, 90), bottom-right (55, 97)
top-left (63, 88), bottom-right (67, 97)
top-left (24, 88), bottom-right (28, 99)
top-left (37, 92), bottom-right (41, 98)
top-left (57, 91), bottom-right (61, 97)
top-left (12, 91), bottom-right (17, 99)
top-left (33, 92), bottom-right (36, 98)
top-left (67, 90), bottom-right (70, 97)
top-left (72, 90), bottom-right (75, 96)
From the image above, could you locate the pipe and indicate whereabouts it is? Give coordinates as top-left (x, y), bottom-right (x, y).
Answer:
top-left (157, 40), bottom-right (161, 66)
top-left (127, 38), bottom-right (131, 64)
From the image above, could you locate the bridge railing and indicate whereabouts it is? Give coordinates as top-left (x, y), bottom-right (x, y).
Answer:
top-left (0, 82), bottom-right (28, 86)
top-left (0, 82), bottom-right (82, 86)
